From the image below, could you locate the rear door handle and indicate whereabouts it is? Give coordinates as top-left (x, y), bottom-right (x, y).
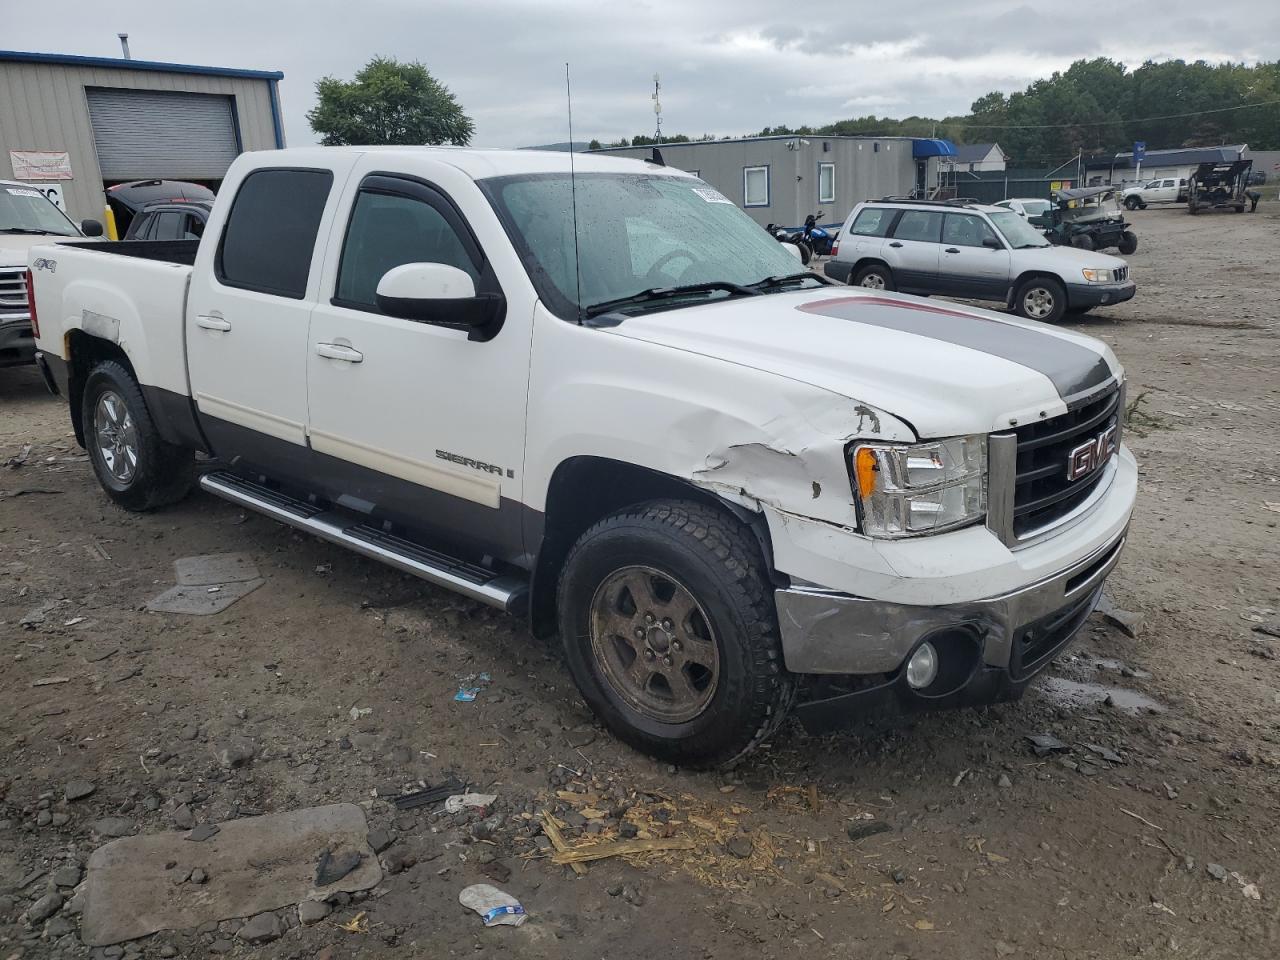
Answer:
top-left (944, 247), bottom-right (960, 254)
top-left (315, 342), bottom-right (364, 363)
top-left (195, 315), bottom-right (231, 332)
top-left (888, 241), bottom-right (903, 248)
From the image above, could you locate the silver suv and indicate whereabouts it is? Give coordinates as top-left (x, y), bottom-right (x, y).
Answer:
top-left (827, 199), bottom-right (1135, 323)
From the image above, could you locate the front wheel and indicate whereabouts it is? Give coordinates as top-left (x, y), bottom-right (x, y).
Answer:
top-left (1070, 233), bottom-right (1094, 251)
top-left (82, 361), bottom-right (194, 511)
top-left (1117, 231), bottom-right (1138, 255)
top-left (557, 501), bottom-right (794, 768)
top-left (1124, 196), bottom-right (1141, 210)
top-left (1014, 276), bottom-right (1067, 324)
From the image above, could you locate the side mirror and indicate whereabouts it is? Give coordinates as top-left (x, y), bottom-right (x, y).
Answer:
top-left (982, 235), bottom-right (1003, 249)
top-left (375, 262), bottom-right (504, 332)
top-left (80, 218), bottom-right (104, 237)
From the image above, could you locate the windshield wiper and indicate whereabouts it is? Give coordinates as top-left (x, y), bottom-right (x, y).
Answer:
top-left (747, 271), bottom-right (829, 291)
top-left (583, 281), bottom-right (761, 318)
top-left (0, 227), bottom-right (63, 236)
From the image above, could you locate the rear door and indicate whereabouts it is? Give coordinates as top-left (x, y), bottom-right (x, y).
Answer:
top-left (303, 159), bottom-right (535, 561)
top-left (186, 160), bottom-right (357, 483)
top-left (935, 212), bottom-right (1010, 300)
top-left (883, 209), bottom-right (941, 291)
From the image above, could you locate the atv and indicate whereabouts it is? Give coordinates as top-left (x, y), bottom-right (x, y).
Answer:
top-left (1033, 186), bottom-right (1138, 254)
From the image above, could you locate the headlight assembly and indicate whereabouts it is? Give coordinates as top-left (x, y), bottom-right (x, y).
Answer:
top-left (851, 435), bottom-right (987, 538)
top-left (1081, 268), bottom-right (1115, 283)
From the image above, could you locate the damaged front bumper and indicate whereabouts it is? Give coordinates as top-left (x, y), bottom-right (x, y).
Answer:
top-left (779, 526), bottom-right (1126, 729)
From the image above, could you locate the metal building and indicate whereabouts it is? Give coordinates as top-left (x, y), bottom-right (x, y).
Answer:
top-left (0, 49), bottom-right (284, 221)
top-left (1083, 145), bottom-right (1248, 187)
top-left (593, 135), bottom-right (958, 230)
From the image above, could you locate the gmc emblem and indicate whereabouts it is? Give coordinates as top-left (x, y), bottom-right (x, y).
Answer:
top-left (1066, 424), bottom-right (1118, 481)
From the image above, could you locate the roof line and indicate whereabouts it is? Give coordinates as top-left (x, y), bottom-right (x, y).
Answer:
top-left (0, 49), bottom-right (283, 81)
top-left (592, 133), bottom-right (941, 152)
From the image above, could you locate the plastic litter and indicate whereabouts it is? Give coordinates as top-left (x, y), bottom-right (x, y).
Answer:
top-left (444, 792), bottom-right (497, 814)
top-left (349, 706), bottom-right (372, 721)
top-left (459, 883), bottom-right (526, 927)
top-left (454, 672), bottom-right (491, 702)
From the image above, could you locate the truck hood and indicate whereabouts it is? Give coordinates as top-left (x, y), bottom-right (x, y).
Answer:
top-left (1020, 244), bottom-right (1129, 271)
top-left (0, 233), bottom-right (82, 268)
top-left (601, 288), bottom-right (1122, 437)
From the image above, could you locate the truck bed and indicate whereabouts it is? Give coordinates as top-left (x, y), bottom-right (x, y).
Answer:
top-left (59, 239), bottom-right (200, 266)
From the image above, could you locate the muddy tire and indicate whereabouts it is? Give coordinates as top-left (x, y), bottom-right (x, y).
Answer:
top-left (853, 263), bottom-right (895, 291)
top-left (1071, 233), bottom-right (1094, 251)
top-left (557, 500), bottom-right (794, 768)
top-left (81, 361), bottom-right (194, 512)
top-left (1014, 276), bottom-right (1067, 324)
top-left (1117, 231), bottom-right (1138, 255)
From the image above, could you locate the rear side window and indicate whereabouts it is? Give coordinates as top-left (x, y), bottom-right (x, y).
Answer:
top-left (892, 210), bottom-right (942, 242)
top-left (152, 211), bottom-right (186, 241)
top-left (849, 207), bottom-right (894, 237)
top-left (216, 169), bottom-right (333, 299)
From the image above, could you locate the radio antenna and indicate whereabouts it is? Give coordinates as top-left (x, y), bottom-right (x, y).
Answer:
top-left (565, 62), bottom-right (584, 324)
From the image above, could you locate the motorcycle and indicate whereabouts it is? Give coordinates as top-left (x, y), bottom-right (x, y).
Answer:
top-left (764, 222), bottom-right (812, 264)
top-left (800, 211), bottom-right (835, 258)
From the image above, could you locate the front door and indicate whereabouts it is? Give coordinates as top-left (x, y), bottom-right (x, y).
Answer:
top-left (935, 212), bottom-right (1011, 300)
top-left (304, 161), bottom-right (534, 563)
top-left (883, 209), bottom-right (942, 292)
top-left (185, 162), bottom-right (355, 484)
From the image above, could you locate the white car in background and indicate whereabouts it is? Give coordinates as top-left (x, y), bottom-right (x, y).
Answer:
top-left (994, 198), bottom-right (1052, 220)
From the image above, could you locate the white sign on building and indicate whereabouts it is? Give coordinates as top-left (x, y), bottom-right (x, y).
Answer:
top-left (20, 183), bottom-right (68, 211)
top-left (9, 150), bottom-right (74, 181)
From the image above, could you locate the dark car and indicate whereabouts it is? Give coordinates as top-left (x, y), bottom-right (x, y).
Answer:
top-left (122, 200), bottom-right (212, 241)
top-left (105, 180), bottom-right (215, 239)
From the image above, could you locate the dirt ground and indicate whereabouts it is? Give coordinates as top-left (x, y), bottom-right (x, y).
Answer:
top-left (2, 204), bottom-right (1278, 960)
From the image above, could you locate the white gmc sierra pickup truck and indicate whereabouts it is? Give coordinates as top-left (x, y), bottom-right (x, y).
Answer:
top-left (28, 147), bottom-right (1137, 767)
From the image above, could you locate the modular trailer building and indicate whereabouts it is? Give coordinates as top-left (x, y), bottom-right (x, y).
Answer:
top-left (594, 135), bottom-right (958, 230)
top-left (0, 49), bottom-right (284, 222)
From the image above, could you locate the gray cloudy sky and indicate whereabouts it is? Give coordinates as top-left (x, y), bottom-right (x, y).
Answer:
top-left (7, 0), bottom-right (1278, 147)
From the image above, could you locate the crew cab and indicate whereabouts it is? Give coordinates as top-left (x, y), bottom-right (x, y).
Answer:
top-left (1, 181), bottom-right (103, 368)
top-left (28, 148), bottom-right (1137, 767)
top-left (828, 198), bottom-right (1136, 323)
top-left (1121, 177), bottom-right (1187, 209)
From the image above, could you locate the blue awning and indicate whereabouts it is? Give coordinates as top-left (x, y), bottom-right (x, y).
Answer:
top-left (912, 138), bottom-right (958, 158)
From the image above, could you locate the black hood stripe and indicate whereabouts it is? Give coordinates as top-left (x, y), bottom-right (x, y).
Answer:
top-left (797, 296), bottom-right (1114, 402)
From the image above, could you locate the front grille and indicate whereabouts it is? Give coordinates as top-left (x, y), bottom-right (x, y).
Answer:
top-left (1114, 266), bottom-right (1128, 282)
top-left (0, 268), bottom-right (28, 313)
top-left (1012, 384), bottom-right (1121, 537)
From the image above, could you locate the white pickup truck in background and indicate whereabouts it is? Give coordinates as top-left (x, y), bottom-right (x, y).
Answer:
top-left (28, 147), bottom-right (1137, 767)
top-left (1121, 177), bottom-right (1188, 209)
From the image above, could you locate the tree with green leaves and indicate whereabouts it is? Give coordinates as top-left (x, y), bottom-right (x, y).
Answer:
top-left (308, 57), bottom-right (474, 146)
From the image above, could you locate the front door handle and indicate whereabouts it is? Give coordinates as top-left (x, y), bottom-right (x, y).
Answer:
top-left (944, 247), bottom-right (960, 254)
top-left (195, 315), bottom-right (231, 332)
top-left (315, 342), bottom-right (364, 363)
top-left (888, 241), bottom-right (903, 248)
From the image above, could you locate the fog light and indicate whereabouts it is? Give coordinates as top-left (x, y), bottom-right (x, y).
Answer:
top-left (905, 642), bottom-right (939, 690)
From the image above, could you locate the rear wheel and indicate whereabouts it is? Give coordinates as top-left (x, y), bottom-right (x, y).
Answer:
top-left (1014, 277), bottom-right (1067, 324)
top-left (82, 361), bottom-right (194, 512)
top-left (557, 500), bottom-right (794, 768)
top-left (1117, 231), bottom-right (1138, 255)
top-left (853, 263), bottom-right (895, 291)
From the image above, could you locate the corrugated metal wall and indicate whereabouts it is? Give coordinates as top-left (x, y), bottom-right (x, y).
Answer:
top-left (0, 60), bottom-right (279, 220)
top-left (598, 137), bottom-right (917, 228)
top-left (86, 88), bottom-right (241, 180)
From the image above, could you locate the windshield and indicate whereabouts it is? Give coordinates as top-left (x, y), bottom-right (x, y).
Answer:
top-left (0, 186), bottom-right (79, 236)
top-left (989, 210), bottom-right (1049, 248)
top-left (481, 172), bottom-right (814, 318)
top-left (1021, 200), bottom-right (1050, 216)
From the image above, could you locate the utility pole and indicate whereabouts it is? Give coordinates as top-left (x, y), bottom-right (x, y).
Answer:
top-left (652, 73), bottom-right (662, 142)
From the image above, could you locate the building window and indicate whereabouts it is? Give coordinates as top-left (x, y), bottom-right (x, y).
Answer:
top-left (743, 165), bottom-right (769, 207)
top-left (818, 163), bottom-right (835, 203)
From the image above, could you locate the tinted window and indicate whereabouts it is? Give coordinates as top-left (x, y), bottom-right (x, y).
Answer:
top-left (942, 213), bottom-right (996, 247)
top-left (850, 207), bottom-right (893, 237)
top-left (183, 214), bottom-right (205, 240)
top-left (217, 169), bottom-right (333, 299)
top-left (152, 211), bottom-right (185, 241)
top-left (892, 210), bottom-right (942, 242)
top-left (129, 212), bottom-right (155, 240)
top-left (335, 190), bottom-right (478, 309)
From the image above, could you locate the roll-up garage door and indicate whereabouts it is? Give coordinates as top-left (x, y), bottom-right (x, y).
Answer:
top-left (86, 88), bottom-right (240, 180)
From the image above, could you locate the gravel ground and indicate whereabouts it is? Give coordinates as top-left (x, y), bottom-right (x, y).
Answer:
top-left (1, 203), bottom-right (1278, 959)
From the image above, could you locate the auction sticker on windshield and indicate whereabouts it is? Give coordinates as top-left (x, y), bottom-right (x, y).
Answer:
top-left (5, 187), bottom-right (44, 198)
top-left (692, 187), bottom-right (733, 204)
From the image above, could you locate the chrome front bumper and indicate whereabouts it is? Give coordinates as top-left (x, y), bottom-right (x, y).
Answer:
top-left (775, 525), bottom-right (1127, 677)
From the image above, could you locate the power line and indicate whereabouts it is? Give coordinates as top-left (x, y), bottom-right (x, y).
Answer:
top-left (957, 97), bottom-right (1280, 130)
